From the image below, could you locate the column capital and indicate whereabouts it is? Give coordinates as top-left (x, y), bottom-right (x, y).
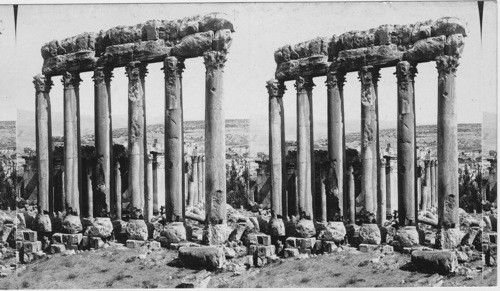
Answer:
top-left (266, 78), bottom-right (286, 98)
top-left (33, 74), bottom-right (53, 93)
top-left (93, 67), bottom-right (114, 84)
top-left (358, 66), bottom-right (375, 85)
top-left (61, 71), bottom-right (82, 88)
top-left (436, 55), bottom-right (460, 76)
top-left (325, 70), bottom-right (346, 90)
top-left (192, 155), bottom-right (199, 163)
top-left (294, 76), bottom-right (314, 93)
top-left (125, 62), bottom-right (142, 80)
top-left (371, 67), bottom-right (381, 84)
top-left (162, 56), bottom-right (185, 78)
top-left (203, 51), bottom-right (227, 73)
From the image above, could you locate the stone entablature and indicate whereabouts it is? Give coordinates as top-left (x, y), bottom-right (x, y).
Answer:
top-left (41, 13), bottom-right (234, 76)
top-left (274, 17), bottom-right (466, 80)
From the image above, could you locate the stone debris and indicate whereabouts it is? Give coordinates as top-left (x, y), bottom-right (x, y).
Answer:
top-left (178, 246), bottom-right (226, 271)
top-left (411, 250), bottom-right (458, 275)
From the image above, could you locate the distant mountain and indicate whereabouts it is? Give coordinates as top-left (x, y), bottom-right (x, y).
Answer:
top-left (483, 111), bottom-right (497, 153)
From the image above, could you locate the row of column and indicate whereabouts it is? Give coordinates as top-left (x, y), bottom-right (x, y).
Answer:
top-left (267, 57), bottom-right (460, 237)
top-left (34, 50), bottom-right (228, 230)
top-left (186, 155), bottom-right (206, 207)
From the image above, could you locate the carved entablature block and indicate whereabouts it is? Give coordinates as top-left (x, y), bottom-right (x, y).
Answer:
top-left (40, 13), bottom-right (235, 76)
top-left (274, 17), bottom-right (467, 81)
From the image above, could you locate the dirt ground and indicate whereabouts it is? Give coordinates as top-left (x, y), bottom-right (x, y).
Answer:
top-left (1, 243), bottom-right (496, 289)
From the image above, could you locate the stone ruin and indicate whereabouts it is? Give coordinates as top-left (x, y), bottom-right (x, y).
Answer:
top-left (2, 14), bottom-right (493, 280)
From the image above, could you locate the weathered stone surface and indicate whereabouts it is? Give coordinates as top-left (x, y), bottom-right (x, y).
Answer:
top-left (284, 248), bottom-right (299, 258)
top-left (125, 220), bottom-right (149, 241)
top-left (62, 215), bottom-right (83, 234)
top-left (161, 222), bottom-right (187, 243)
top-left (0, 224), bottom-right (14, 243)
top-left (318, 221), bottom-right (346, 243)
top-left (431, 17), bottom-right (468, 37)
top-left (212, 29), bottom-right (232, 52)
top-left (411, 250), bottom-right (458, 274)
top-left (229, 223), bottom-right (246, 242)
top-left (179, 246), bottom-right (226, 271)
top-left (359, 243), bottom-right (379, 253)
top-left (444, 34), bottom-right (465, 57)
top-left (35, 214), bottom-right (52, 232)
top-left (337, 29), bottom-right (376, 51)
top-left (332, 44), bottom-right (403, 73)
top-left (99, 40), bottom-right (171, 67)
top-left (294, 219), bottom-right (316, 238)
top-left (112, 220), bottom-right (128, 234)
top-left (84, 217), bottom-right (113, 238)
top-left (359, 224), bottom-right (381, 245)
top-left (50, 244), bottom-right (66, 254)
top-left (198, 12), bottom-right (235, 33)
top-left (402, 36), bottom-right (445, 62)
top-left (275, 55), bottom-right (329, 81)
top-left (257, 245), bottom-right (276, 257)
top-left (23, 241), bottom-right (42, 254)
top-left (267, 218), bottom-right (285, 237)
top-left (171, 31), bottom-right (214, 58)
top-left (438, 228), bottom-right (464, 249)
top-left (394, 226), bottom-right (419, 247)
top-left (203, 224), bottom-right (230, 245)
top-left (177, 270), bottom-right (212, 288)
top-left (42, 51), bottom-right (97, 76)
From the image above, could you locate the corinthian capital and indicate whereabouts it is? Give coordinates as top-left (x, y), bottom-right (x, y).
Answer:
top-left (325, 70), bottom-right (346, 90)
top-left (61, 71), bottom-right (82, 88)
top-left (203, 51), bottom-right (227, 73)
top-left (396, 61), bottom-right (412, 84)
top-left (163, 57), bottom-right (185, 80)
top-left (93, 67), bottom-right (106, 85)
top-left (266, 79), bottom-right (286, 98)
top-left (33, 74), bottom-right (53, 93)
top-left (358, 66), bottom-right (374, 86)
top-left (125, 62), bottom-right (141, 81)
top-left (294, 76), bottom-right (314, 93)
top-left (436, 55), bottom-right (460, 76)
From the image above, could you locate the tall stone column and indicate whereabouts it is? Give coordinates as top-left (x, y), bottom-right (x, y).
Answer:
top-left (396, 61), bottom-right (416, 226)
top-left (34, 75), bottom-right (53, 214)
top-left (62, 71), bottom-right (82, 214)
top-left (378, 158), bottom-right (386, 225)
top-left (295, 76), bottom-right (314, 219)
top-left (372, 68), bottom-right (381, 216)
top-left (436, 55), bottom-right (460, 248)
top-left (139, 64), bottom-right (148, 212)
top-left (308, 80), bottom-right (316, 220)
top-left (320, 169), bottom-right (327, 222)
top-left (145, 154), bottom-right (153, 222)
top-left (358, 66), bottom-right (377, 215)
top-left (115, 161), bottom-right (122, 219)
top-left (197, 155), bottom-right (203, 204)
top-left (126, 62), bottom-right (145, 216)
top-left (326, 70), bottom-right (346, 220)
top-left (417, 176), bottom-right (423, 210)
top-left (385, 156), bottom-right (392, 216)
top-left (430, 160), bottom-right (436, 207)
top-left (424, 160), bottom-right (431, 210)
top-left (163, 56), bottom-right (185, 221)
top-left (191, 156), bottom-right (199, 205)
top-left (201, 156), bottom-right (205, 204)
top-left (86, 164), bottom-right (93, 218)
top-left (348, 165), bottom-right (355, 224)
top-left (267, 79), bottom-right (286, 218)
top-left (93, 67), bottom-right (113, 213)
top-left (434, 160), bottom-right (438, 206)
top-left (203, 51), bottom-right (227, 245)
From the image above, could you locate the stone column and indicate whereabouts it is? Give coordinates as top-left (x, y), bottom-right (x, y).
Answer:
top-left (267, 79), bottom-right (286, 218)
top-left (372, 68), bottom-right (381, 216)
top-left (126, 62), bottom-right (145, 216)
top-left (201, 156), bottom-right (205, 204)
top-left (145, 154), bottom-right (153, 222)
top-left (86, 164), bottom-right (93, 218)
top-left (385, 156), bottom-right (392, 216)
top-left (163, 56), bottom-right (185, 221)
top-left (115, 161), bottom-right (122, 219)
top-left (34, 75), bottom-right (53, 214)
top-left (417, 176), bottom-right (423, 210)
top-left (140, 64), bottom-right (148, 211)
top-left (191, 156), bottom-right (199, 205)
top-left (186, 160), bottom-right (193, 207)
top-left (348, 165), bottom-right (355, 224)
top-left (295, 76), bottom-right (314, 219)
top-left (326, 70), bottom-right (346, 220)
top-left (62, 71), bottom-right (82, 214)
top-left (423, 160), bottom-right (431, 210)
top-left (358, 66), bottom-right (377, 215)
top-left (436, 55), bottom-right (460, 248)
top-left (308, 80), bottom-right (316, 220)
top-left (378, 158), bottom-right (386, 225)
top-left (396, 61), bottom-right (416, 226)
top-left (430, 160), bottom-right (436, 207)
top-left (93, 67), bottom-right (113, 213)
top-left (434, 160), bottom-right (438, 206)
top-left (203, 51), bottom-right (227, 244)
top-left (320, 169), bottom-right (327, 222)
top-left (197, 155), bottom-right (203, 204)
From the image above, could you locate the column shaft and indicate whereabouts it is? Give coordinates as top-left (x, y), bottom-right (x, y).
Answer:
top-left (145, 155), bottom-right (153, 221)
top-left (430, 160), bottom-right (436, 207)
top-left (86, 164), bottom-right (93, 218)
top-left (192, 156), bottom-right (199, 205)
top-left (385, 157), bottom-right (392, 216)
top-left (372, 69), bottom-right (381, 216)
top-left (140, 65), bottom-right (148, 211)
top-left (34, 75), bottom-right (53, 213)
top-left (326, 71), bottom-right (346, 220)
top-left (197, 155), bottom-right (203, 204)
top-left (163, 57), bottom-right (185, 221)
top-left (126, 62), bottom-right (145, 216)
top-left (62, 71), bottom-right (82, 214)
top-left (115, 161), bottom-right (122, 219)
top-left (295, 76), bottom-right (314, 218)
top-left (348, 165), bottom-right (355, 223)
top-left (378, 159), bottom-right (386, 225)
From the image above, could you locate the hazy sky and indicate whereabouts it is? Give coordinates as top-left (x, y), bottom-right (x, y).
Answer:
top-left (0, 1), bottom-right (496, 128)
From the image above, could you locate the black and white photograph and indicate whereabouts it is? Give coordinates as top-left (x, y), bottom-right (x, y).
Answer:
top-left (0, 0), bottom-right (497, 288)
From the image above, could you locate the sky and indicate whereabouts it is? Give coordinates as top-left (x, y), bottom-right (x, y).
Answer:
top-left (0, 1), bottom-right (497, 133)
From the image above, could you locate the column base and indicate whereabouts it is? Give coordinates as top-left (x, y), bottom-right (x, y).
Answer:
top-left (435, 227), bottom-right (464, 249)
top-left (267, 218), bottom-right (285, 236)
top-left (202, 223), bottom-right (230, 245)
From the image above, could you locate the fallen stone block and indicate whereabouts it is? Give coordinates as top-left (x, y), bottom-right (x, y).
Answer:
top-left (161, 222), bottom-right (187, 243)
top-left (359, 224), bottom-right (381, 245)
top-left (126, 219), bottom-right (149, 241)
top-left (229, 223), bottom-right (246, 242)
top-left (23, 241), bottom-right (42, 254)
top-left (223, 246), bottom-right (236, 259)
top-left (65, 244), bottom-right (79, 251)
top-left (62, 215), bottom-right (83, 234)
top-left (285, 237), bottom-right (298, 248)
top-left (50, 243), bottom-right (66, 254)
top-left (248, 244), bottom-right (257, 255)
top-left (203, 224), bottom-right (231, 245)
top-left (319, 221), bottom-right (346, 243)
top-left (17, 230), bottom-right (37, 242)
top-left (80, 236), bottom-right (90, 249)
top-left (359, 243), bottom-right (379, 253)
top-left (312, 240), bottom-right (323, 254)
top-left (52, 233), bottom-right (64, 244)
top-left (395, 226), bottom-right (419, 247)
top-left (298, 237), bottom-right (316, 250)
top-left (257, 245), bottom-right (275, 257)
top-left (267, 255), bottom-right (280, 264)
top-left (323, 241), bottom-right (338, 253)
top-left (177, 270), bottom-right (212, 288)
top-left (148, 241), bottom-right (161, 251)
top-left (178, 246), bottom-right (226, 271)
top-left (15, 240), bottom-right (23, 251)
top-left (382, 245), bottom-right (394, 254)
top-left (63, 233), bottom-right (83, 246)
top-left (438, 227), bottom-right (464, 249)
top-left (411, 250), bottom-right (458, 275)
top-left (246, 233), bottom-right (270, 246)
top-left (284, 248), bottom-right (299, 258)
top-left (126, 239), bottom-right (146, 248)
top-left (267, 218), bottom-right (285, 236)
top-left (90, 237), bottom-right (105, 249)
top-left (158, 237), bottom-right (169, 248)
top-left (35, 214), bottom-right (52, 232)
top-left (295, 219), bottom-right (316, 238)
top-left (85, 217), bottom-right (113, 238)
top-left (299, 248), bottom-right (311, 255)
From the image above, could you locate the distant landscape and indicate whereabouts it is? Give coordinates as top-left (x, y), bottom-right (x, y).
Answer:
top-left (0, 121), bottom-right (15, 149)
